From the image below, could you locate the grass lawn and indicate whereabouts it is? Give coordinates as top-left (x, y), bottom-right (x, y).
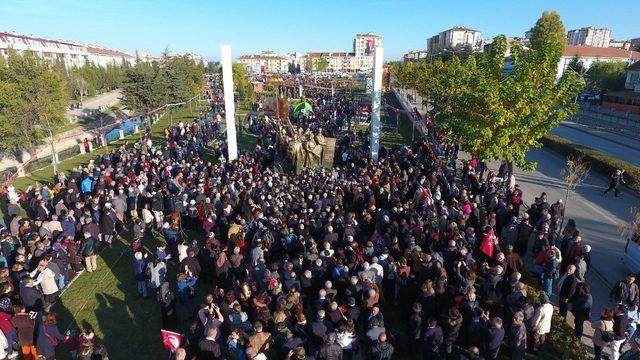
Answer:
top-left (45, 105), bottom-right (209, 359)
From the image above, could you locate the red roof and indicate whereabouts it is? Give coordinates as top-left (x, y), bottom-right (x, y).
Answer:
top-left (563, 45), bottom-right (640, 59)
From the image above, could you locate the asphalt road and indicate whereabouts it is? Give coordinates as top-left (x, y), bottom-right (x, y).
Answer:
top-left (67, 89), bottom-right (122, 120)
top-left (550, 122), bottom-right (640, 167)
top-left (510, 147), bottom-right (638, 317)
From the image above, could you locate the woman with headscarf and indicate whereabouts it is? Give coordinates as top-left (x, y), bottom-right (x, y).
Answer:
top-left (158, 281), bottom-right (178, 330)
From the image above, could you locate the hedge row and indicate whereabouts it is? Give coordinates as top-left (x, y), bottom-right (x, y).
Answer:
top-left (540, 134), bottom-right (640, 193)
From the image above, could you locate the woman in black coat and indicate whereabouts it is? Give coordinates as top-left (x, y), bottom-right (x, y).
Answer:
top-left (571, 283), bottom-right (592, 339)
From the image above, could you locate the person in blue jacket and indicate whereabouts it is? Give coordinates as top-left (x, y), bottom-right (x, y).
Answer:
top-left (132, 251), bottom-right (149, 298)
top-left (176, 267), bottom-right (197, 322)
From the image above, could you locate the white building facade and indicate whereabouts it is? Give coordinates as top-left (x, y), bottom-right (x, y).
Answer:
top-left (0, 32), bottom-right (134, 68)
top-left (354, 33), bottom-right (383, 71)
top-left (427, 27), bottom-right (482, 54)
top-left (237, 51), bottom-right (292, 74)
top-left (237, 33), bottom-right (383, 74)
top-left (556, 45), bottom-right (640, 80)
top-left (567, 27), bottom-right (611, 48)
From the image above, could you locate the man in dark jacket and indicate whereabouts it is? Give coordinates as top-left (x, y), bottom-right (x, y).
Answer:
top-left (559, 264), bottom-right (578, 318)
top-left (422, 317), bottom-right (443, 358)
top-left (610, 274), bottom-right (640, 306)
top-left (101, 203), bottom-right (117, 245)
top-left (409, 302), bottom-right (423, 349)
top-left (80, 232), bottom-right (98, 272)
top-left (484, 317), bottom-right (505, 360)
top-left (198, 327), bottom-right (222, 360)
top-left (317, 333), bottom-right (342, 360)
top-left (508, 312), bottom-right (527, 360)
top-left (367, 332), bottom-right (394, 360)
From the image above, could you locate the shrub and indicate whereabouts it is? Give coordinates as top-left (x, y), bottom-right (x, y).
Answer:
top-left (541, 134), bottom-right (640, 192)
top-left (57, 146), bottom-right (81, 162)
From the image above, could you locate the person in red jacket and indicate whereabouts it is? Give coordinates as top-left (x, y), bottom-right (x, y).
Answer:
top-left (0, 307), bottom-right (17, 359)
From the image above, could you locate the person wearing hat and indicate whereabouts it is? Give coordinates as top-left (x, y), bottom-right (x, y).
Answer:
top-left (531, 294), bottom-right (554, 351)
top-left (443, 307), bottom-right (463, 357)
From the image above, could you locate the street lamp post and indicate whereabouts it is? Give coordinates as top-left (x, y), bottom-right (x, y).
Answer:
top-left (43, 127), bottom-right (57, 175)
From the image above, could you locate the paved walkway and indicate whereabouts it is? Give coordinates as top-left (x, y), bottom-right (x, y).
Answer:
top-left (67, 90), bottom-right (122, 122)
top-left (395, 87), bottom-right (637, 357)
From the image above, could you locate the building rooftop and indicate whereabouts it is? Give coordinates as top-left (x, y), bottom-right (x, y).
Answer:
top-left (86, 46), bottom-right (134, 59)
top-left (563, 45), bottom-right (640, 58)
top-left (306, 52), bottom-right (354, 57)
top-left (355, 33), bottom-right (382, 38)
top-left (0, 31), bottom-right (78, 47)
top-left (447, 26), bottom-right (480, 33)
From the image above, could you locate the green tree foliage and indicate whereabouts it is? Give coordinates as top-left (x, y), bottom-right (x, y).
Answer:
top-left (0, 51), bottom-right (68, 153)
top-left (120, 54), bottom-right (204, 114)
top-left (65, 62), bottom-right (127, 100)
top-left (231, 63), bottom-right (255, 103)
top-left (314, 58), bottom-right (329, 72)
top-left (393, 12), bottom-right (583, 169)
top-left (585, 61), bottom-right (628, 92)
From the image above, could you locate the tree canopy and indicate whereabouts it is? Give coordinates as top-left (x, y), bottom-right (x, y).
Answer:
top-left (393, 11), bottom-right (583, 169)
top-left (0, 51), bottom-right (68, 153)
top-left (121, 53), bottom-right (204, 114)
top-left (584, 61), bottom-right (628, 92)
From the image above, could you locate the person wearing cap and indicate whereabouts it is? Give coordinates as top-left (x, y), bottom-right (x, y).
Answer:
top-left (531, 294), bottom-right (554, 351)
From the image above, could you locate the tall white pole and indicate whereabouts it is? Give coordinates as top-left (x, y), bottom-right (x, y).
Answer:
top-left (370, 46), bottom-right (383, 162)
top-left (220, 44), bottom-right (238, 161)
top-left (298, 84), bottom-right (303, 98)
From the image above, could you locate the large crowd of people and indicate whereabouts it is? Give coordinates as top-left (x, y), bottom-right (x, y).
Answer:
top-left (0, 78), bottom-right (636, 360)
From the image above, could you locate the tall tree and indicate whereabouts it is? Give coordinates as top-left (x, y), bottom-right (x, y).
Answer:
top-left (394, 12), bottom-right (583, 169)
top-left (0, 51), bottom-right (68, 156)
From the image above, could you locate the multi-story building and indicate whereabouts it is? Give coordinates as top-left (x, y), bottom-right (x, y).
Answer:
top-left (0, 31), bottom-right (135, 68)
top-left (238, 34), bottom-right (382, 74)
top-left (567, 27), bottom-right (611, 47)
top-left (184, 52), bottom-right (203, 64)
top-left (556, 45), bottom-right (640, 80)
top-left (609, 40), bottom-right (632, 50)
top-left (353, 33), bottom-right (383, 70)
top-left (403, 50), bottom-right (428, 62)
top-left (303, 52), bottom-right (357, 73)
top-left (427, 26), bottom-right (482, 54)
top-left (237, 51), bottom-right (292, 74)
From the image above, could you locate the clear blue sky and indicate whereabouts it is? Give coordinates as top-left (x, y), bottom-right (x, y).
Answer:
top-left (1, 0), bottom-right (637, 61)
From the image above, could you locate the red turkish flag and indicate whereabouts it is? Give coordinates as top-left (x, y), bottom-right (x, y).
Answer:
top-left (480, 228), bottom-right (496, 258)
top-left (161, 329), bottom-right (182, 351)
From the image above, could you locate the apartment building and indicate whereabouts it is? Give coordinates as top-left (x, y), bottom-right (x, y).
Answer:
top-left (567, 27), bottom-right (611, 47)
top-left (427, 26), bottom-right (482, 54)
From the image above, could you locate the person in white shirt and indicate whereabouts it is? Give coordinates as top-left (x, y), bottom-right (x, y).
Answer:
top-left (531, 294), bottom-right (554, 351)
